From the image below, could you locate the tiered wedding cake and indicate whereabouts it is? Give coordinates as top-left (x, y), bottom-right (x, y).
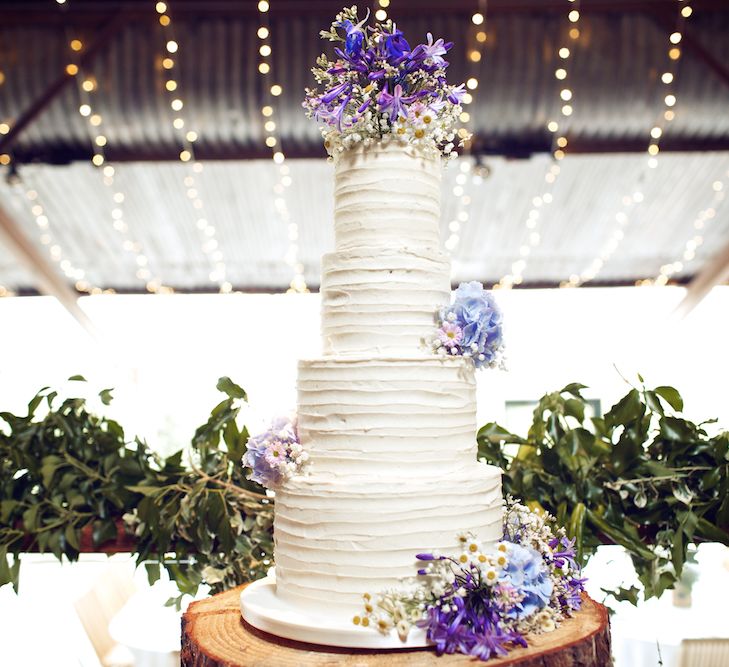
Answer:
top-left (274, 141), bottom-right (503, 612)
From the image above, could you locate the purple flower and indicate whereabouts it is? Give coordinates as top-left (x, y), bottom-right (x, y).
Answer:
top-left (321, 81), bottom-right (351, 104)
top-left (382, 27), bottom-right (411, 60)
top-left (376, 84), bottom-right (418, 120)
top-left (411, 32), bottom-right (452, 67)
top-left (335, 15), bottom-right (368, 57)
top-left (447, 83), bottom-right (467, 105)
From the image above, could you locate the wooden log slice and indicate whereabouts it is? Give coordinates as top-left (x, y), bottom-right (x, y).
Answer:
top-left (181, 586), bottom-right (612, 667)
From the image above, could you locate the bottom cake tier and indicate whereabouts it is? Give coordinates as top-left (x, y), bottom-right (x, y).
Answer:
top-left (273, 463), bottom-right (502, 612)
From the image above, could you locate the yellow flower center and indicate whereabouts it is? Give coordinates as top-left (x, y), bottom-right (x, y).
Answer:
top-left (459, 554), bottom-right (468, 563)
top-left (378, 620), bottom-right (389, 630)
top-left (487, 571), bottom-right (497, 580)
top-left (397, 127), bottom-right (406, 135)
top-left (361, 617), bottom-right (370, 627)
top-left (352, 615), bottom-right (361, 625)
top-left (478, 554), bottom-right (487, 563)
top-left (414, 128), bottom-right (425, 139)
top-left (423, 115), bottom-right (432, 124)
top-left (469, 543), bottom-right (478, 552)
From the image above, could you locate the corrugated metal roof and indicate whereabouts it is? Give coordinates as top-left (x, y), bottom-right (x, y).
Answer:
top-left (1, 2), bottom-right (729, 162)
top-left (0, 151), bottom-right (727, 293)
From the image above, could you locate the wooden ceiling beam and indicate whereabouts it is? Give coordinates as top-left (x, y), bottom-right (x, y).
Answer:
top-left (0, 11), bottom-right (128, 155)
top-left (0, 201), bottom-right (96, 335)
top-left (675, 237), bottom-right (729, 318)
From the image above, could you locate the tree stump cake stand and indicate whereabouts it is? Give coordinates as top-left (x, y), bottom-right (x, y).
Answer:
top-left (181, 585), bottom-right (612, 666)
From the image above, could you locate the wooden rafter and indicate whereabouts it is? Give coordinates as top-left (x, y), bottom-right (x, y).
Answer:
top-left (675, 237), bottom-right (729, 317)
top-left (0, 201), bottom-right (96, 335)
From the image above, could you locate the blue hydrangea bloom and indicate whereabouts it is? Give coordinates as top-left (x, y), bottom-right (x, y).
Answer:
top-left (501, 543), bottom-right (553, 618)
top-left (438, 281), bottom-right (504, 368)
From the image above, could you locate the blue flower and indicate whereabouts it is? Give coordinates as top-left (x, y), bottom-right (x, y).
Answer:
top-left (241, 416), bottom-right (302, 489)
top-left (438, 281), bottom-right (504, 368)
top-left (383, 27), bottom-right (411, 60)
top-left (335, 15), bottom-right (369, 57)
top-left (501, 544), bottom-right (553, 618)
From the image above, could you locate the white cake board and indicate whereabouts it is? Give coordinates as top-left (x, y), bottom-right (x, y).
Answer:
top-left (240, 571), bottom-right (432, 649)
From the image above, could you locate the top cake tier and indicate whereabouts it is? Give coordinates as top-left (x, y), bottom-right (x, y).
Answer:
top-left (333, 141), bottom-right (442, 252)
top-left (324, 141), bottom-right (449, 357)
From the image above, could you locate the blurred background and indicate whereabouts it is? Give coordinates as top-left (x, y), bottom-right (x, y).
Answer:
top-left (1, 0), bottom-right (728, 665)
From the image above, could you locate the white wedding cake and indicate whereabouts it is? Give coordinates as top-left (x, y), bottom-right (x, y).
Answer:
top-left (273, 142), bottom-right (503, 613)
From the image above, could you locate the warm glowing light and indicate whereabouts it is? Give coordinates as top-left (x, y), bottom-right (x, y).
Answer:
top-left (379, 0), bottom-right (390, 6)
top-left (260, 44), bottom-right (272, 57)
top-left (661, 72), bottom-right (674, 84)
top-left (82, 78), bottom-right (96, 92)
top-left (162, 57), bottom-right (174, 69)
top-left (166, 40), bottom-right (178, 53)
top-left (92, 154), bottom-right (104, 166)
top-left (561, 104), bottom-right (573, 116)
top-left (186, 130), bottom-right (198, 142)
top-left (469, 50), bottom-right (481, 62)
top-left (95, 135), bottom-right (107, 147)
top-left (258, 1), bottom-right (269, 11)
top-left (79, 104), bottom-right (91, 116)
top-left (88, 114), bottom-right (101, 127)
top-left (472, 12), bottom-right (484, 25)
top-left (569, 28), bottom-right (580, 39)
top-left (0, 71), bottom-right (5, 85)
top-left (171, 98), bottom-right (183, 111)
top-left (650, 126), bottom-right (662, 139)
top-left (476, 31), bottom-right (487, 43)
top-left (273, 151), bottom-right (285, 164)
top-left (264, 120), bottom-right (276, 132)
top-left (265, 136), bottom-right (277, 147)
top-left (547, 120), bottom-right (559, 132)
top-left (375, 9), bottom-right (387, 20)
top-left (262, 105), bottom-right (273, 116)
top-left (568, 10), bottom-right (579, 22)
top-left (462, 92), bottom-right (473, 104)
top-left (258, 63), bottom-right (270, 74)
top-left (669, 47), bottom-right (681, 60)
top-left (179, 150), bottom-right (192, 162)
top-left (173, 117), bottom-right (185, 129)
top-left (664, 109), bottom-right (675, 121)
top-left (681, 6), bottom-right (692, 17)
top-left (459, 111), bottom-right (470, 122)
top-left (155, 1), bottom-right (167, 12)
top-left (557, 136), bottom-right (568, 148)
top-left (555, 68), bottom-right (567, 79)
top-left (466, 77), bottom-right (478, 90)
top-left (670, 32), bottom-right (682, 44)
top-left (258, 27), bottom-right (269, 39)
top-left (270, 84), bottom-right (283, 96)
top-left (665, 94), bottom-right (676, 107)
top-left (560, 88), bottom-right (572, 101)
top-left (648, 144), bottom-right (659, 156)
top-left (0, 123), bottom-right (9, 135)
top-left (559, 47), bottom-right (570, 59)
top-left (70, 39), bottom-right (83, 52)
top-left (159, 15), bottom-right (171, 26)
top-left (66, 64), bottom-right (79, 76)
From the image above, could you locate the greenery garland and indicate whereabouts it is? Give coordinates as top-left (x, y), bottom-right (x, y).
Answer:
top-left (1, 376), bottom-right (727, 607)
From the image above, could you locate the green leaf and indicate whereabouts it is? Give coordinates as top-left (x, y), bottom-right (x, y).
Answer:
top-left (695, 517), bottom-right (729, 546)
top-left (145, 562), bottom-right (161, 586)
top-left (586, 509), bottom-right (657, 561)
top-left (126, 485), bottom-right (163, 497)
top-left (99, 389), bottom-right (114, 406)
top-left (64, 525), bottom-right (80, 551)
top-left (567, 503), bottom-right (586, 561)
top-left (602, 585), bottom-right (640, 605)
top-left (563, 398), bottom-right (585, 422)
top-left (655, 386), bottom-right (684, 412)
top-left (605, 389), bottom-right (643, 429)
top-left (68, 375), bottom-right (87, 382)
top-left (216, 377), bottom-right (247, 401)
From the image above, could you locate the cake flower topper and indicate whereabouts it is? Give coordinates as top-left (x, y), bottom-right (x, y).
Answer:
top-left (303, 6), bottom-right (470, 158)
top-left (353, 500), bottom-right (587, 661)
top-left (242, 416), bottom-right (308, 490)
top-left (433, 281), bottom-right (505, 369)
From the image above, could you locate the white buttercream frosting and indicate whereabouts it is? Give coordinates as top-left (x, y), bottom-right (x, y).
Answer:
top-left (270, 142), bottom-right (503, 616)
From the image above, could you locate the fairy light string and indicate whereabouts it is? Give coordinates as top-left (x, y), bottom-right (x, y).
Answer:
top-left (256, 0), bottom-right (308, 293)
top-left (495, 0), bottom-right (581, 289)
top-left (443, 1), bottom-right (487, 257)
top-left (566, 0), bottom-right (693, 288)
top-left (155, 1), bottom-right (232, 293)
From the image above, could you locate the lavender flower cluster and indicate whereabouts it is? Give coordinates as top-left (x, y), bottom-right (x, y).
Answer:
top-left (353, 499), bottom-right (587, 661)
top-left (303, 6), bottom-right (469, 158)
top-left (242, 416), bottom-right (308, 490)
top-left (432, 281), bottom-right (505, 369)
